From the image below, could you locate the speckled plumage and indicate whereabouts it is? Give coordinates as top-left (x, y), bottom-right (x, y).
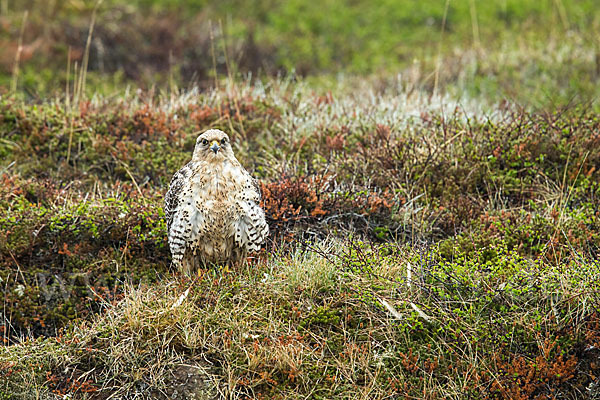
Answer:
top-left (164, 129), bottom-right (268, 274)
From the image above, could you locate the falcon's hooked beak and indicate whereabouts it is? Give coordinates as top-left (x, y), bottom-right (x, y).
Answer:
top-left (210, 140), bottom-right (221, 154)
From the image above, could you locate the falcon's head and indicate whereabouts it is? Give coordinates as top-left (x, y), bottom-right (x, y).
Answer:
top-left (192, 129), bottom-right (235, 163)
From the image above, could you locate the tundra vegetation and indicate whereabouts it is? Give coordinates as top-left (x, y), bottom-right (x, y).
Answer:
top-left (1, 1), bottom-right (600, 399)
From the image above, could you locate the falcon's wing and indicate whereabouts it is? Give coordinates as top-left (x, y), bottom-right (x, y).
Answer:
top-left (164, 162), bottom-right (194, 233)
top-left (251, 177), bottom-right (262, 201)
top-left (234, 175), bottom-right (269, 251)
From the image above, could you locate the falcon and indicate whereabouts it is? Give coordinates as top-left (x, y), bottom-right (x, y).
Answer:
top-left (164, 129), bottom-right (269, 274)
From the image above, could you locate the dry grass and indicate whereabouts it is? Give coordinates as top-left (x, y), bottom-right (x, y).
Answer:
top-left (2, 238), bottom-right (599, 399)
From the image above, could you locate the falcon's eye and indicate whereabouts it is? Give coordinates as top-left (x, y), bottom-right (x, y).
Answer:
top-left (221, 138), bottom-right (227, 145)
top-left (201, 139), bottom-right (208, 145)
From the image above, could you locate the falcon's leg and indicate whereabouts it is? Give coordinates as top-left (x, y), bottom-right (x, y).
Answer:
top-left (192, 254), bottom-right (201, 274)
top-left (227, 248), bottom-right (247, 272)
top-left (180, 251), bottom-right (194, 277)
